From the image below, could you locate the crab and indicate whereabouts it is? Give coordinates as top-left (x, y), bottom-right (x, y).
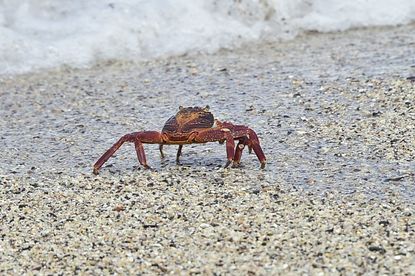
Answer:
top-left (93, 106), bottom-right (266, 174)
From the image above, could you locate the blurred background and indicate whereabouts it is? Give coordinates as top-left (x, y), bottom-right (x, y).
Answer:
top-left (1, 0), bottom-right (414, 75)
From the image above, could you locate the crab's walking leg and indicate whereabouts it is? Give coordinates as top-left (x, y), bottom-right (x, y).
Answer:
top-left (135, 140), bottom-right (150, 169)
top-left (133, 131), bottom-right (164, 169)
top-left (176, 145), bottom-right (183, 163)
top-left (159, 144), bottom-right (183, 162)
top-left (93, 131), bottom-right (163, 174)
top-left (93, 134), bottom-right (137, 174)
top-left (159, 145), bottom-right (165, 159)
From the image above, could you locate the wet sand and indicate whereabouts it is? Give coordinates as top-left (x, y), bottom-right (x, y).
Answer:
top-left (1, 24), bottom-right (414, 274)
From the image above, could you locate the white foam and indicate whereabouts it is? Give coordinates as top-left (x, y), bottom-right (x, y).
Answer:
top-left (1, 0), bottom-right (414, 75)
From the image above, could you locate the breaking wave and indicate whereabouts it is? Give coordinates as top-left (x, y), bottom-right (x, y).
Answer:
top-left (1, 0), bottom-right (414, 75)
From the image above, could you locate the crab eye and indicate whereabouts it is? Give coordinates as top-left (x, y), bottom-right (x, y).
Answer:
top-left (203, 105), bottom-right (210, 112)
top-left (179, 106), bottom-right (184, 110)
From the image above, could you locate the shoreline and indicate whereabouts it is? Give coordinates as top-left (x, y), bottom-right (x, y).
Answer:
top-left (1, 23), bottom-right (414, 81)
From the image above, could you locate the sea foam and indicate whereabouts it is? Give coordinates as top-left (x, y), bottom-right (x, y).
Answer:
top-left (1, 0), bottom-right (414, 75)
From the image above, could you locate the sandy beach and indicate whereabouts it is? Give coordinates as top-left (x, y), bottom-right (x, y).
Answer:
top-left (1, 24), bottom-right (414, 274)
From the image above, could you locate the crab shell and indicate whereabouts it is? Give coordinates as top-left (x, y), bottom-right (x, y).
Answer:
top-left (162, 106), bottom-right (214, 138)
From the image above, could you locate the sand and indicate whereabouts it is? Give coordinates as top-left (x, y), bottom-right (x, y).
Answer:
top-left (0, 24), bottom-right (414, 274)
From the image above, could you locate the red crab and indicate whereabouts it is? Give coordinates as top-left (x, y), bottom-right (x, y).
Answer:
top-left (93, 106), bottom-right (266, 174)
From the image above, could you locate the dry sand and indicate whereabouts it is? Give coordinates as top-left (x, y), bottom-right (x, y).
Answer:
top-left (1, 24), bottom-right (414, 274)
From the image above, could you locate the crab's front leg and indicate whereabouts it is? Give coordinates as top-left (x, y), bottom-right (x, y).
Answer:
top-left (93, 131), bottom-right (164, 174)
top-left (193, 128), bottom-right (235, 168)
top-left (246, 128), bottom-right (266, 168)
top-left (217, 121), bottom-right (266, 169)
top-left (233, 128), bottom-right (266, 169)
top-left (233, 136), bottom-right (249, 168)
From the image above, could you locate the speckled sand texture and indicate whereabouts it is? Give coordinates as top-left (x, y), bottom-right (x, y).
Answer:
top-left (1, 24), bottom-right (414, 274)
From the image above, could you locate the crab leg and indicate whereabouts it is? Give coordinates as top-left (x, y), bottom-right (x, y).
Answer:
top-left (176, 145), bottom-right (183, 163)
top-left (194, 129), bottom-right (235, 168)
top-left (159, 145), bottom-right (164, 158)
top-left (93, 133), bottom-right (135, 174)
top-left (135, 140), bottom-right (150, 169)
top-left (227, 126), bottom-right (265, 168)
top-left (93, 131), bottom-right (163, 174)
top-left (247, 129), bottom-right (266, 169)
top-left (223, 131), bottom-right (235, 168)
top-left (233, 136), bottom-right (249, 167)
top-left (159, 144), bottom-right (184, 163)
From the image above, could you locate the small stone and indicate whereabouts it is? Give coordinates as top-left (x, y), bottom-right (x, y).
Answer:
top-left (113, 205), bottom-right (125, 212)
